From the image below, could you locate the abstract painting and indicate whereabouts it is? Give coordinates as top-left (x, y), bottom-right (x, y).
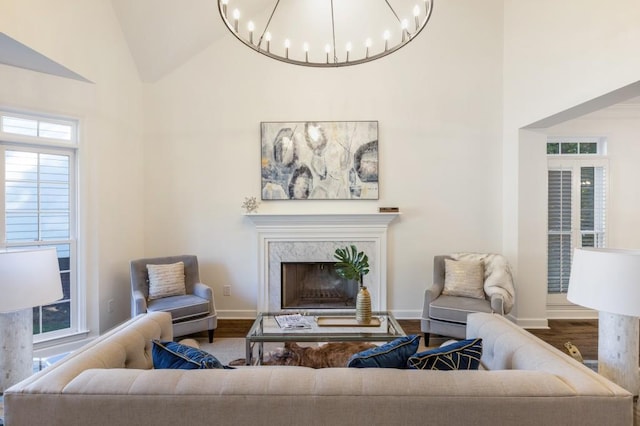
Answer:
top-left (261, 121), bottom-right (378, 200)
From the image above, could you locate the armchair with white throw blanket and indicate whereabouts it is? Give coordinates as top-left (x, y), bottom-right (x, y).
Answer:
top-left (421, 253), bottom-right (515, 345)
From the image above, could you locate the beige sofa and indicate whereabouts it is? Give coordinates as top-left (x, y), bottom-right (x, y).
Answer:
top-left (4, 312), bottom-right (632, 426)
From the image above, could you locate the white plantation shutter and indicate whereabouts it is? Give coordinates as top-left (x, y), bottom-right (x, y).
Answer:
top-left (580, 166), bottom-right (606, 248)
top-left (547, 169), bottom-right (572, 293)
top-left (547, 162), bottom-right (607, 295)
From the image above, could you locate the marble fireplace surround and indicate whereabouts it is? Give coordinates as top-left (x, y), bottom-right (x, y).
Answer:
top-left (245, 213), bottom-right (399, 312)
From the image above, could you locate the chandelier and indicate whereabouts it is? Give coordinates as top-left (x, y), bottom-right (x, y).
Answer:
top-left (218, 0), bottom-right (434, 67)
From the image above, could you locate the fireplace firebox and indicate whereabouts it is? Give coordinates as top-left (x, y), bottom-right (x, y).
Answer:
top-left (281, 262), bottom-right (358, 309)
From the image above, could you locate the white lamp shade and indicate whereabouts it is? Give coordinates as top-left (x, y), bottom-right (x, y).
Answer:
top-left (568, 248), bottom-right (640, 318)
top-left (0, 248), bottom-right (63, 313)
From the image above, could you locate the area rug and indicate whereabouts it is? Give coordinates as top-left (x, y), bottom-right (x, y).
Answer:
top-left (196, 338), bottom-right (317, 365)
top-left (195, 336), bottom-right (434, 366)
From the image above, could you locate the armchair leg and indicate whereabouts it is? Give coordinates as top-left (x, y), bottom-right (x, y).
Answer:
top-left (208, 329), bottom-right (215, 343)
top-left (423, 333), bottom-right (430, 347)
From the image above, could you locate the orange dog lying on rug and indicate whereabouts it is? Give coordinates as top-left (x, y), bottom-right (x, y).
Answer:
top-left (230, 341), bottom-right (377, 368)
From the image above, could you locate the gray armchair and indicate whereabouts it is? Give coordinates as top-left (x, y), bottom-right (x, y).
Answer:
top-left (130, 255), bottom-right (217, 342)
top-left (421, 255), bottom-right (512, 346)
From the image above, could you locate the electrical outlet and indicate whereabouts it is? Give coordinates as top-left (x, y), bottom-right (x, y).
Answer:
top-left (223, 285), bottom-right (231, 296)
top-left (107, 299), bottom-right (114, 313)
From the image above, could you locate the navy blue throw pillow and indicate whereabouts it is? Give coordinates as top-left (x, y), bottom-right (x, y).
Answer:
top-left (152, 340), bottom-right (229, 369)
top-left (407, 338), bottom-right (482, 370)
top-left (347, 334), bottom-right (421, 368)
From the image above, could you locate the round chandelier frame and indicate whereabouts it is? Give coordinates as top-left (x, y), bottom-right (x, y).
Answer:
top-left (218, 0), bottom-right (434, 68)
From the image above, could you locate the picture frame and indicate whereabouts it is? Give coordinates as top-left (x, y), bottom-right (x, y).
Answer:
top-left (260, 121), bottom-right (379, 200)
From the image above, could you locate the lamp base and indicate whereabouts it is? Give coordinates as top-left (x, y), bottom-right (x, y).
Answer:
top-left (0, 309), bottom-right (34, 393)
top-left (598, 311), bottom-right (639, 395)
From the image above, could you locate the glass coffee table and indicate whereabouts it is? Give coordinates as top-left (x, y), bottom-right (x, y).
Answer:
top-left (245, 311), bottom-right (405, 365)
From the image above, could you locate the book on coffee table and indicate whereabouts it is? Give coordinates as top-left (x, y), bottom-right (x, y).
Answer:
top-left (274, 314), bottom-right (312, 329)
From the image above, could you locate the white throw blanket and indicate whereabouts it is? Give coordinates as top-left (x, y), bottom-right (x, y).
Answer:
top-left (451, 252), bottom-right (515, 314)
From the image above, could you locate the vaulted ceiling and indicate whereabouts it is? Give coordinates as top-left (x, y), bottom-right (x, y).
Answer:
top-left (3, 0), bottom-right (640, 108)
top-left (110, 0), bottom-right (223, 82)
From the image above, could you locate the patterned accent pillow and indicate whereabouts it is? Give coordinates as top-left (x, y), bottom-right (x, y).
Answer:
top-left (147, 262), bottom-right (186, 300)
top-left (152, 340), bottom-right (231, 369)
top-left (408, 338), bottom-right (483, 370)
top-left (347, 334), bottom-right (421, 368)
top-left (442, 259), bottom-right (485, 299)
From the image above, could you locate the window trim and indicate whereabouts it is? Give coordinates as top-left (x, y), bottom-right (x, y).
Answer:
top-left (1, 108), bottom-right (82, 343)
top-left (0, 110), bottom-right (78, 146)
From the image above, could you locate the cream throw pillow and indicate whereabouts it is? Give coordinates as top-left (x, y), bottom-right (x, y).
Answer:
top-left (442, 259), bottom-right (485, 299)
top-left (147, 261), bottom-right (186, 300)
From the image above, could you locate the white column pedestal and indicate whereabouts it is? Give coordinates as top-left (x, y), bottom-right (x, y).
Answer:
top-left (0, 309), bottom-right (33, 393)
top-left (598, 311), bottom-right (639, 395)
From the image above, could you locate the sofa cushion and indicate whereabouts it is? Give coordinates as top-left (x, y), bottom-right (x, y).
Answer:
top-left (147, 294), bottom-right (210, 321)
top-left (147, 262), bottom-right (186, 300)
top-left (152, 340), bottom-right (226, 369)
top-left (408, 338), bottom-right (483, 370)
top-left (443, 259), bottom-right (485, 299)
top-left (347, 334), bottom-right (421, 368)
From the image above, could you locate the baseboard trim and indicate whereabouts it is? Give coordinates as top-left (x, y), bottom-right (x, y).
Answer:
top-left (389, 310), bottom-right (422, 320)
top-left (217, 310), bottom-right (258, 319)
top-left (513, 317), bottom-right (550, 329)
top-left (546, 309), bottom-right (598, 320)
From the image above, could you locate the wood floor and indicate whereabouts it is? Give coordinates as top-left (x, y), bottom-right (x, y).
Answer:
top-left (527, 319), bottom-right (598, 360)
top-left (215, 318), bottom-right (599, 360)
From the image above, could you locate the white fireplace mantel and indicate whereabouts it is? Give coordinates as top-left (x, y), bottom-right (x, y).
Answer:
top-left (244, 213), bottom-right (400, 312)
top-left (244, 213), bottom-right (399, 228)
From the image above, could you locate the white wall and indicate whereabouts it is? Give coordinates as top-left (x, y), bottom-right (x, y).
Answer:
top-left (4, 0), bottom-right (639, 331)
top-left (143, 0), bottom-right (505, 318)
top-left (0, 0), bottom-right (145, 333)
top-left (503, 0), bottom-right (640, 326)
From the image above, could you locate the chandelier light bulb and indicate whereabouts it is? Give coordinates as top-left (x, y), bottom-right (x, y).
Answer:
top-left (232, 9), bottom-right (240, 32)
top-left (383, 30), bottom-right (390, 51)
top-left (217, 0), bottom-right (434, 67)
top-left (265, 31), bottom-right (272, 52)
top-left (248, 21), bottom-right (255, 44)
top-left (401, 19), bottom-right (409, 42)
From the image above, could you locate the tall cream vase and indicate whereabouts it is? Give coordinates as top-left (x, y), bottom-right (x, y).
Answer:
top-left (356, 286), bottom-right (372, 324)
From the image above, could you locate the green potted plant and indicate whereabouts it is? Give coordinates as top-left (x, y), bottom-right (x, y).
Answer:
top-left (334, 245), bottom-right (372, 323)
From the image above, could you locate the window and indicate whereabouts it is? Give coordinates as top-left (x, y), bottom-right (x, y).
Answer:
top-left (547, 138), bottom-right (607, 297)
top-left (1, 110), bottom-right (79, 341)
top-left (546, 137), bottom-right (605, 156)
